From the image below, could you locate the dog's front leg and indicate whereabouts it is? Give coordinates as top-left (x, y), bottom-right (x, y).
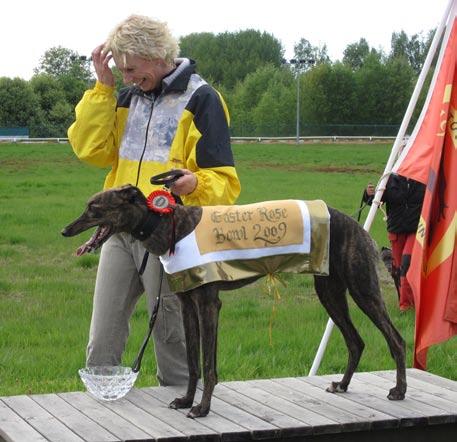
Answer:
top-left (169, 292), bottom-right (200, 410)
top-left (187, 285), bottom-right (221, 418)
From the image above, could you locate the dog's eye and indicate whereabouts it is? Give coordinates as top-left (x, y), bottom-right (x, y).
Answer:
top-left (88, 203), bottom-right (101, 215)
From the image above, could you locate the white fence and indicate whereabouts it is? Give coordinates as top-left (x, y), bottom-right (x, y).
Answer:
top-left (1, 136), bottom-right (400, 144)
top-left (0, 137), bottom-right (69, 143)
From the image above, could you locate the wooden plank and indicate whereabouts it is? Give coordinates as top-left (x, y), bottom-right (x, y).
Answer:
top-left (211, 383), bottom-right (310, 439)
top-left (0, 399), bottom-right (48, 442)
top-left (1, 395), bottom-right (84, 442)
top-left (351, 373), bottom-right (453, 425)
top-left (407, 368), bottom-right (457, 392)
top-left (2, 370), bottom-right (457, 442)
top-left (31, 394), bottom-right (119, 442)
top-left (273, 376), bottom-right (398, 431)
top-left (298, 374), bottom-right (427, 427)
top-left (99, 395), bottom-right (185, 440)
top-left (249, 377), bottom-right (396, 432)
top-left (143, 385), bottom-right (265, 440)
top-left (225, 379), bottom-right (340, 434)
top-left (361, 371), bottom-right (457, 420)
top-left (58, 391), bottom-right (151, 441)
top-left (125, 389), bottom-right (219, 440)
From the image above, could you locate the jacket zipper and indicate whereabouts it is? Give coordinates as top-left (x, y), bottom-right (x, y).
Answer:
top-left (135, 96), bottom-right (155, 187)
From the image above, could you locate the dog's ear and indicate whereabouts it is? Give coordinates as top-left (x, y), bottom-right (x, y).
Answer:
top-left (118, 185), bottom-right (146, 204)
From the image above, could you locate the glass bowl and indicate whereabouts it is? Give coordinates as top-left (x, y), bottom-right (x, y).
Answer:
top-left (78, 366), bottom-right (138, 401)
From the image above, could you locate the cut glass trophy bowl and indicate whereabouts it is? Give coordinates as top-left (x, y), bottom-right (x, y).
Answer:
top-left (78, 366), bottom-right (138, 401)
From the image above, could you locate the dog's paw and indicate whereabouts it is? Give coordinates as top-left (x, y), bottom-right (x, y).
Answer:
top-left (326, 381), bottom-right (347, 393)
top-left (187, 404), bottom-right (209, 419)
top-left (169, 397), bottom-right (193, 409)
top-left (387, 387), bottom-right (406, 401)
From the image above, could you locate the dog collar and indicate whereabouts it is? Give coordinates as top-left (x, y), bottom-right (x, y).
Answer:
top-left (146, 190), bottom-right (176, 214)
top-left (131, 212), bottom-right (161, 241)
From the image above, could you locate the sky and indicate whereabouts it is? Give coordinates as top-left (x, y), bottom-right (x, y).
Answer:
top-left (2, 0), bottom-right (451, 80)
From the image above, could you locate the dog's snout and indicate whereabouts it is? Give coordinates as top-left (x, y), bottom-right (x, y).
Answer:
top-left (61, 224), bottom-right (78, 237)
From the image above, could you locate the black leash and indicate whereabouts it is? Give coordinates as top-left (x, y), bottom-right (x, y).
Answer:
top-left (150, 169), bottom-right (184, 205)
top-left (138, 250), bottom-right (150, 276)
top-left (132, 170), bottom-right (186, 373)
top-left (150, 169), bottom-right (184, 187)
top-left (356, 194), bottom-right (367, 223)
top-left (354, 186), bottom-right (375, 222)
top-left (132, 261), bottom-right (164, 373)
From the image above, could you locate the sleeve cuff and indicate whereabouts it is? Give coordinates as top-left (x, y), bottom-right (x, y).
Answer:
top-left (188, 171), bottom-right (209, 199)
top-left (182, 172), bottom-right (211, 206)
top-left (94, 80), bottom-right (116, 95)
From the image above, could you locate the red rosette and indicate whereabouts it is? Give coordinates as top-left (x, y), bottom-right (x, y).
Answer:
top-left (146, 190), bottom-right (176, 214)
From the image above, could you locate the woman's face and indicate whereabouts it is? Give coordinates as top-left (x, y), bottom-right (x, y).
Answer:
top-left (113, 53), bottom-right (169, 92)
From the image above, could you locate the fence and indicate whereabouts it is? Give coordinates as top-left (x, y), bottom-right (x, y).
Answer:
top-left (230, 123), bottom-right (402, 138)
top-left (1, 136), bottom-right (401, 145)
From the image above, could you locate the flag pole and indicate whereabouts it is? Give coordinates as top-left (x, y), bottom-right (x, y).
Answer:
top-left (308, 0), bottom-right (455, 377)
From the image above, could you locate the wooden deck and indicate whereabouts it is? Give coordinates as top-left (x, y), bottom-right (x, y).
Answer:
top-left (1, 368), bottom-right (457, 441)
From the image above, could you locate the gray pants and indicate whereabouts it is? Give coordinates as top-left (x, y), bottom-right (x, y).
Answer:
top-left (86, 233), bottom-right (188, 386)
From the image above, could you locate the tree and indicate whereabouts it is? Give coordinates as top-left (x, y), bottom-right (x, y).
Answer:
top-left (57, 74), bottom-right (92, 108)
top-left (179, 30), bottom-right (284, 89)
top-left (230, 65), bottom-right (294, 135)
top-left (252, 80), bottom-right (295, 136)
top-left (0, 77), bottom-right (42, 133)
top-left (353, 53), bottom-right (415, 129)
top-left (34, 46), bottom-right (92, 81)
top-left (178, 32), bottom-right (219, 83)
top-left (29, 74), bottom-right (74, 137)
top-left (34, 46), bottom-right (93, 107)
top-left (30, 74), bottom-right (67, 114)
top-left (293, 38), bottom-right (331, 65)
top-left (300, 63), bottom-right (357, 134)
top-left (342, 38), bottom-right (381, 69)
top-left (48, 101), bottom-right (74, 136)
top-left (381, 57), bottom-right (416, 124)
top-left (390, 30), bottom-right (434, 74)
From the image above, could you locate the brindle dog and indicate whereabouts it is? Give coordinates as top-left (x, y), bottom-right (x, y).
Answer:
top-left (62, 184), bottom-right (406, 418)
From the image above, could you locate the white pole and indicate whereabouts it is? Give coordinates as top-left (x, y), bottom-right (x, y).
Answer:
top-left (296, 70), bottom-right (300, 144)
top-left (309, 315), bottom-right (335, 375)
top-left (308, 0), bottom-right (454, 376)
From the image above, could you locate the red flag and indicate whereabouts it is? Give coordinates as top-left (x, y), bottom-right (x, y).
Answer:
top-left (396, 14), bottom-right (457, 370)
top-left (395, 13), bottom-right (457, 185)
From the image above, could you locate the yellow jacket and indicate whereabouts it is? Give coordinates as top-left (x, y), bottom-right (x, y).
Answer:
top-left (68, 59), bottom-right (240, 206)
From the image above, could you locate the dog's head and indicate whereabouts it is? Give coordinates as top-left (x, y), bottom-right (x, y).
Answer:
top-left (61, 184), bottom-right (150, 255)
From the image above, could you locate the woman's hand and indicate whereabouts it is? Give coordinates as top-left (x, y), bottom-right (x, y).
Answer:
top-left (91, 44), bottom-right (115, 87)
top-left (169, 169), bottom-right (198, 196)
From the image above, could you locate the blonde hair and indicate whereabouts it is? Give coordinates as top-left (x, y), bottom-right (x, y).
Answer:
top-left (105, 15), bottom-right (179, 64)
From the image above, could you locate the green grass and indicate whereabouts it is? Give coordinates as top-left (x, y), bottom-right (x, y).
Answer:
top-left (0, 142), bottom-right (456, 397)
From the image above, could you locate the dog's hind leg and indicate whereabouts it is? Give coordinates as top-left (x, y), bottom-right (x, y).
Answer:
top-left (347, 281), bottom-right (406, 400)
top-left (314, 275), bottom-right (365, 394)
top-left (188, 285), bottom-right (221, 418)
top-left (170, 292), bottom-right (201, 411)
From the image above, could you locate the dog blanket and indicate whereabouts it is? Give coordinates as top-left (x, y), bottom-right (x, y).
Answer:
top-left (160, 200), bottom-right (330, 292)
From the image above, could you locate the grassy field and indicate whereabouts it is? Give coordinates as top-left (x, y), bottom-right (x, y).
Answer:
top-left (0, 141), bottom-right (456, 397)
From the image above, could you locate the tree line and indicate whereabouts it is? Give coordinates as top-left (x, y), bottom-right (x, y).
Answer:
top-left (0, 28), bottom-right (435, 138)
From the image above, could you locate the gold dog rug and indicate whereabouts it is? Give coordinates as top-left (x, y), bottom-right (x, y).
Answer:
top-left (160, 200), bottom-right (330, 292)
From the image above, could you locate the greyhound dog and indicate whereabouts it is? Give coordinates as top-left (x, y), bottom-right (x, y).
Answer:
top-left (62, 184), bottom-right (406, 418)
